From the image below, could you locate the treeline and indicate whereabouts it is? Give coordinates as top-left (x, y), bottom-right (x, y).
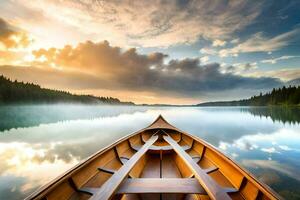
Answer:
top-left (0, 75), bottom-right (134, 105)
top-left (198, 85), bottom-right (300, 106)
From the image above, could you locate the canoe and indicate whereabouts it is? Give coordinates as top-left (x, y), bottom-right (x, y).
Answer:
top-left (26, 115), bottom-right (281, 200)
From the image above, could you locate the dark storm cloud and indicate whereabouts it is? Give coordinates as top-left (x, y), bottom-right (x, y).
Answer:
top-left (0, 40), bottom-right (283, 98)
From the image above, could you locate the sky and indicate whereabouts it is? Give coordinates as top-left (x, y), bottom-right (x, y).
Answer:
top-left (0, 0), bottom-right (300, 104)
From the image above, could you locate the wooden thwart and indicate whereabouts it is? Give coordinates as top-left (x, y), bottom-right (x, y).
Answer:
top-left (90, 135), bottom-right (158, 200)
top-left (117, 178), bottom-right (207, 194)
top-left (163, 135), bottom-right (232, 200)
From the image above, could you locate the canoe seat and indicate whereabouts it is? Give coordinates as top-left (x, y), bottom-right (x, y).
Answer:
top-left (132, 144), bottom-right (191, 152)
top-left (116, 178), bottom-right (207, 194)
top-left (132, 145), bottom-right (173, 151)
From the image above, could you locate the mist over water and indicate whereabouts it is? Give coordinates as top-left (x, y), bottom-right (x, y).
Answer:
top-left (0, 105), bottom-right (300, 200)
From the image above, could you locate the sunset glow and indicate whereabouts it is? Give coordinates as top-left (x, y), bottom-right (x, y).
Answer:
top-left (0, 0), bottom-right (300, 104)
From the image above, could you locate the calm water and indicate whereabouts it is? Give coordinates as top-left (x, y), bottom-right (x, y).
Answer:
top-left (0, 105), bottom-right (300, 200)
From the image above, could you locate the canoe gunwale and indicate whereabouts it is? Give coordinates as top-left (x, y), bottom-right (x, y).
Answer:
top-left (24, 126), bottom-right (149, 200)
top-left (175, 129), bottom-right (281, 200)
top-left (142, 115), bottom-right (281, 199)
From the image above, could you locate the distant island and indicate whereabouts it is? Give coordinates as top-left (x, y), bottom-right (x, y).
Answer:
top-left (0, 75), bottom-right (134, 105)
top-left (197, 85), bottom-right (300, 106)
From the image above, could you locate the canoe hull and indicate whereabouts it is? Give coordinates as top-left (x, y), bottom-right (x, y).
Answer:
top-left (25, 116), bottom-right (281, 200)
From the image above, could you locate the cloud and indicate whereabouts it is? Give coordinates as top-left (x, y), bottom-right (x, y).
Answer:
top-left (3, 0), bottom-right (263, 48)
top-left (261, 55), bottom-right (300, 64)
top-left (200, 47), bottom-right (217, 55)
top-left (248, 68), bottom-right (300, 81)
top-left (0, 40), bottom-right (284, 101)
top-left (212, 39), bottom-right (226, 47)
top-left (230, 38), bottom-right (239, 44)
top-left (0, 18), bottom-right (31, 50)
top-left (222, 62), bottom-right (257, 74)
top-left (200, 56), bottom-right (209, 63)
top-left (219, 28), bottom-right (300, 57)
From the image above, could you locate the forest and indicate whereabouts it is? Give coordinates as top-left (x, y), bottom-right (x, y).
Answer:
top-left (198, 85), bottom-right (300, 106)
top-left (0, 75), bottom-right (134, 105)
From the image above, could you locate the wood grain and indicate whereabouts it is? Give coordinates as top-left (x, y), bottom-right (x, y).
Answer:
top-left (164, 135), bottom-right (232, 200)
top-left (116, 178), bottom-right (207, 194)
top-left (90, 135), bottom-right (158, 200)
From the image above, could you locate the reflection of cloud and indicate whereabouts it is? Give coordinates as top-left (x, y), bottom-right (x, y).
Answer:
top-left (242, 159), bottom-right (300, 181)
top-left (278, 145), bottom-right (292, 151)
top-left (219, 141), bottom-right (229, 150)
top-left (230, 153), bottom-right (239, 158)
top-left (0, 110), bottom-right (159, 199)
top-left (261, 147), bottom-right (279, 154)
top-left (257, 171), bottom-right (280, 185)
top-left (0, 175), bottom-right (27, 200)
top-left (218, 127), bottom-right (300, 153)
top-left (0, 142), bottom-right (79, 194)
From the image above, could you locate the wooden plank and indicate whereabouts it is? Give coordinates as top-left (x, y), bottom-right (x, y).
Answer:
top-left (90, 135), bottom-right (158, 200)
top-left (116, 178), bottom-right (207, 194)
top-left (140, 154), bottom-right (160, 178)
top-left (163, 135), bottom-right (232, 200)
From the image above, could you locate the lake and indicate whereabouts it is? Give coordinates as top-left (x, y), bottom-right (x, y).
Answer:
top-left (0, 105), bottom-right (300, 200)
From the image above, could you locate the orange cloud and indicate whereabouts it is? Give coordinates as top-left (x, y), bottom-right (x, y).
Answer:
top-left (0, 39), bottom-right (285, 104)
top-left (1, 0), bottom-right (263, 48)
top-left (32, 40), bottom-right (167, 78)
top-left (0, 18), bottom-right (31, 50)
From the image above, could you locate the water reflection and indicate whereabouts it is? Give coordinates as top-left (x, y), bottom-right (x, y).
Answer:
top-left (0, 105), bottom-right (149, 131)
top-left (0, 105), bottom-right (299, 199)
top-left (243, 106), bottom-right (300, 125)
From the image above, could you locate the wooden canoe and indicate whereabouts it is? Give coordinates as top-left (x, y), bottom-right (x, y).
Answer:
top-left (26, 115), bottom-right (281, 200)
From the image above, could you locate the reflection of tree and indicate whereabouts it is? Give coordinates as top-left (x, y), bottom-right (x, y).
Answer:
top-left (249, 167), bottom-right (300, 200)
top-left (242, 107), bottom-right (300, 124)
top-left (0, 105), bottom-right (147, 131)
